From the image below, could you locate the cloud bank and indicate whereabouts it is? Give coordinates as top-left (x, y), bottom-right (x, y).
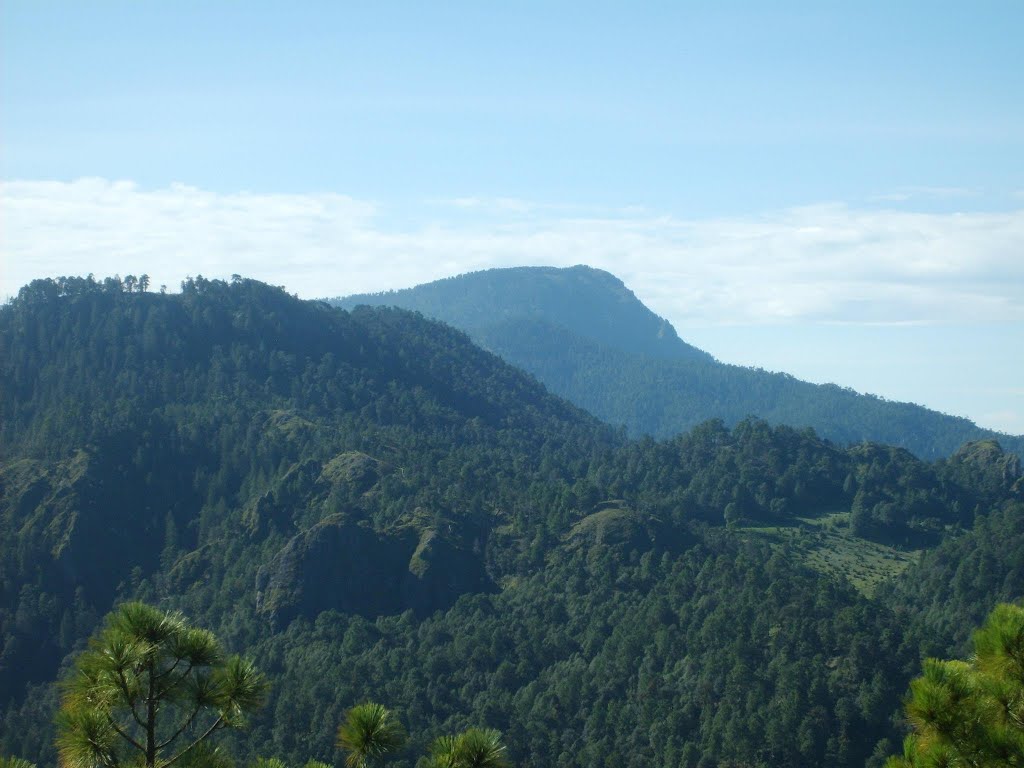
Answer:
top-left (3, 178), bottom-right (1023, 331)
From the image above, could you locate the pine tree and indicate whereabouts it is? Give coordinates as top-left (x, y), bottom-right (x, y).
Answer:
top-left (56, 602), bottom-right (266, 768)
top-left (887, 603), bottom-right (1024, 766)
top-left (336, 703), bottom-right (407, 768)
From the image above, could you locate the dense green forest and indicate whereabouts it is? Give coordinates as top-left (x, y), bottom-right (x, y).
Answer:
top-left (1, 276), bottom-right (1022, 767)
top-left (334, 266), bottom-right (1024, 460)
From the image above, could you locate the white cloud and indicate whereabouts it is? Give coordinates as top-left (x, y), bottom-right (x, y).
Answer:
top-left (442, 196), bottom-right (537, 213)
top-left (868, 185), bottom-right (978, 203)
top-left (2, 178), bottom-right (1023, 331)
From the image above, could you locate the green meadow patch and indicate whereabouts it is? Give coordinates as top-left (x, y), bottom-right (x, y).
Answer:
top-left (742, 511), bottom-right (921, 597)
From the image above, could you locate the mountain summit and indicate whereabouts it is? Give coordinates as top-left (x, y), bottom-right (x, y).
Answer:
top-left (339, 265), bottom-right (710, 362)
top-left (335, 266), bottom-right (1023, 460)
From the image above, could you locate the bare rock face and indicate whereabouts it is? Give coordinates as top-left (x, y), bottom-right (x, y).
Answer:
top-left (951, 440), bottom-right (1024, 498)
top-left (319, 451), bottom-right (381, 493)
top-left (255, 517), bottom-right (493, 626)
top-left (404, 528), bottom-right (493, 610)
top-left (563, 502), bottom-right (692, 556)
top-left (566, 506), bottom-right (659, 552)
top-left (243, 452), bottom-right (385, 535)
top-left (249, 448), bottom-right (493, 626)
top-left (2, 449), bottom-right (171, 602)
top-left (953, 439), bottom-right (1017, 470)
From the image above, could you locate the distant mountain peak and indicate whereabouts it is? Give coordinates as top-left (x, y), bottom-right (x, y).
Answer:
top-left (332, 265), bottom-right (1022, 459)
top-left (335, 265), bottom-right (711, 362)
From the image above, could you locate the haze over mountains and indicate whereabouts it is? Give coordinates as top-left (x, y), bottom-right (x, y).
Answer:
top-left (335, 265), bottom-right (1024, 460)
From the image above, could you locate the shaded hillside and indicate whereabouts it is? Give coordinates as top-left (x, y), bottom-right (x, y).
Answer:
top-left (2, 275), bottom-right (1022, 768)
top-left (878, 495), bottom-right (1024, 658)
top-left (335, 266), bottom-right (1023, 460)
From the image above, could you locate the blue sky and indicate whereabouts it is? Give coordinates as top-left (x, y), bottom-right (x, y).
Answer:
top-left (2, 2), bottom-right (1023, 434)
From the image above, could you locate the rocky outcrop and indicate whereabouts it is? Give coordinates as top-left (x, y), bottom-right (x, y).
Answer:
top-left (564, 503), bottom-right (688, 554)
top-left (255, 517), bottom-right (493, 626)
top-left (950, 440), bottom-right (1024, 498)
top-left (243, 451), bottom-right (386, 535)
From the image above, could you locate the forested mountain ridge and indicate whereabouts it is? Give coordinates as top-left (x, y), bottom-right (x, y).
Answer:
top-left (1, 275), bottom-right (1023, 768)
top-left (334, 266), bottom-right (1024, 460)
top-left (336, 265), bottom-right (711, 363)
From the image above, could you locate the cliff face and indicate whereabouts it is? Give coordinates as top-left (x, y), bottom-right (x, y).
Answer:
top-left (0, 448), bottom-right (182, 606)
top-left (255, 519), bottom-right (493, 625)
top-left (243, 449), bottom-right (494, 625)
top-left (949, 439), bottom-right (1024, 498)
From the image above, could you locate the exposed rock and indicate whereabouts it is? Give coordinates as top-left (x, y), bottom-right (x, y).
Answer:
top-left (404, 528), bottom-right (493, 610)
top-left (243, 452), bottom-right (386, 534)
top-left (319, 451), bottom-right (381, 493)
top-left (255, 517), bottom-right (493, 626)
top-left (566, 505), bottom-right (667, 553)
top-left (951, 439), bottom-right (1024, 498)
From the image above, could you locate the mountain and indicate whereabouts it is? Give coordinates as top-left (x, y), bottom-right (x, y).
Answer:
top-left (2, 275), bottom-right (1023, 768)
top-left (334, 265), bottom-right (711, 363)
top-left (334, 265), bottom-right (1024, 460)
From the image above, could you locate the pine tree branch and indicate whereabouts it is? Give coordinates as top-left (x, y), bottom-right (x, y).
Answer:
top-left (161, 715), bottom-right (225, 768)
top-left (154, 656), bottom-right (183, 683)
top-left (156, 701), bottom-right (203, 751)
top-left (155, 662), bottom-right (193, 700)
top-left (107, 714), bottom-right (145, 754)
top-left (114, 668), bottom-right (147, 730)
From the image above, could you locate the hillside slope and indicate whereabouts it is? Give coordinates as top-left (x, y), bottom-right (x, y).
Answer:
top-left (2, 275), bottom-right (1022, 768)
top-left (335, 265), bottom-right (1023, 460)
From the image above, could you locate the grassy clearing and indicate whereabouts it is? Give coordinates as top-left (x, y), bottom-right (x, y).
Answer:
top-left (742, 511), bottom-right (921, 597)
